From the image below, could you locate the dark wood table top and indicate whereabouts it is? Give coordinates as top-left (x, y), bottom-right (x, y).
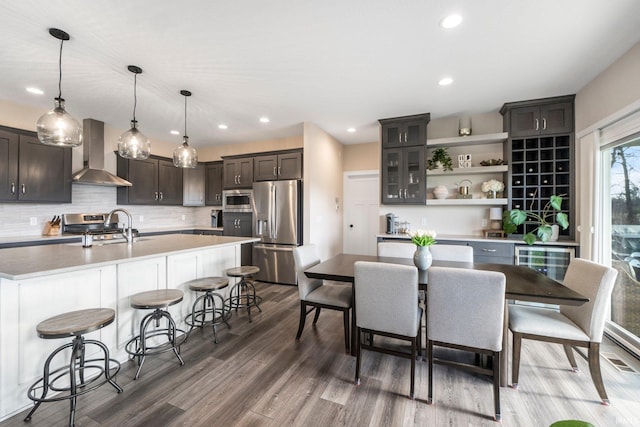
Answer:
top-left (304, 253), bottom-right (589, 306)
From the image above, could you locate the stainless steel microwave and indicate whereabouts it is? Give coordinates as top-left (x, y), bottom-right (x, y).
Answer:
top-left (222, 189), bottom-right (253, 212)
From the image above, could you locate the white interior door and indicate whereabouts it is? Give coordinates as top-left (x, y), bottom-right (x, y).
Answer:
top-left (343, 171), bottom-right (379, 255)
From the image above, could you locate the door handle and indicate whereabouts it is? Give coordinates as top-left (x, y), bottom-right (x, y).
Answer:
top-left (542, 118), bottom-right (547, 130)
top-left (535, 118), bottom-right (539, 131)
top-left (10, 183), bottom-right (15, 194)
top-left (154, 191), bottom-right (158, 200)
top-left (273, 166), bottom-right (277, 176)
top-left (404, 188), bottom-right (408, 198)
top-left (159, 192), bottom-right (163, 200)
top-left (21, 184), bottom-right (26, 194)
top-left (482, 248), bottom-right (497, 253)
top-left (278, 166), bottom-right (281, 176)
top-left (398, 189), bottom-right (402, 199)
top-left (404, 132), bottom-right (407, 143)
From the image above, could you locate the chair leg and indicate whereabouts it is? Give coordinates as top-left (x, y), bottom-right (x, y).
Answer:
top-left (410, 336), bottom-right (416, 400)
top-left (587, 342), bottom-right (609, 405)
top-left (563, 344), bottom-right (579, 372)
top-left (355, 327), bottom-right (362, 386)
top-left (493, 351), bottom-right (502, 421)
top-left (313, 307), bottom-right (321, 324)
top-left (427, 340), bottom-right (433, 404)
top-left (295, 301), bottom-right (307, 340)
top-left (343, 309), bottom-right (350, 354)
top-left (511, 332), bottom-right (522, 388)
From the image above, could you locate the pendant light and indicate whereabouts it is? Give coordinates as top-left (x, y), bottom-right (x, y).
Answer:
top-left (36, 28), bottom-right (83, 147)
top-left (173, 90), bottom-right (198, 168)
top-left (118, 65), bottom-right (150, 159)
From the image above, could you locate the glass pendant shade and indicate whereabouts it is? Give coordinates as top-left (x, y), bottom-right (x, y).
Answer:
top-left (118, 120), bottom-right (150, 159)
top-left (37, 98), bottom-right (83, 147)
top-left (173, 136), bottom-right (198, 168)
top-left (38, 28), bottom-right (82, 147)
top-left (173, 89), bottom-right (197, 168)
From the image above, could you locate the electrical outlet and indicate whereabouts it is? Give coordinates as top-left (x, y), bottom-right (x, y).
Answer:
top-left (421, 218), bottom-right (427, 226)
top-left (481, 218), bottom-right (488, 227)
top-left (30, 217), bottom-right (37, 226)
top-left (181, 215), bottom-right (186, 221)
top-left (139, 215), bottom-right (144, 222)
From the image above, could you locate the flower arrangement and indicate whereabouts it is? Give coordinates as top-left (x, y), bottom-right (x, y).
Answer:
top-left (481, 179), bottom-right (505, 193)
top-left (407, 229), bottom-right (437, 246)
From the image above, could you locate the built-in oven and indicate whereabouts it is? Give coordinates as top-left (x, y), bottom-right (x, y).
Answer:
top-left (223, 189), bottom-right (253, 212)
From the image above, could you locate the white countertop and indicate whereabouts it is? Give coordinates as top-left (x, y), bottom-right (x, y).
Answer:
top-left (0, 234), bottom-right (257, 280)
top-left (0, 225), bottom-right (224, 245)
top-left (376, 233), bottom-right (580, 246)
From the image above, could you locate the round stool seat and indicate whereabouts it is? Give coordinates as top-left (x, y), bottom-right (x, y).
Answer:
top-left (226, 265), bottom-right (259, 278)
top-left (185, 276), bottom-right (229, 292)
top-left (130, 289), bottom-right (183, 309)
top-left (36, 308), bottom-right (115, 339)
top-left (550, 421), bottom-right (595, 427)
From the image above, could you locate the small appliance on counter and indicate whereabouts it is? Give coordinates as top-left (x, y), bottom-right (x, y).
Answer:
top-left (210, 209), bottom-right (223, 227)
top-left (386, 213), bottom-right (398, 234)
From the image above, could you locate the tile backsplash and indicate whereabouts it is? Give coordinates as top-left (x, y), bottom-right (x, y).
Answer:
top-left (0, 185), bottom-right (213, 238)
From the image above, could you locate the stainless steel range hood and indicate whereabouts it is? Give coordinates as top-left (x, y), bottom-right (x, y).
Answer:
top-left (72, 119), bottom-right (132, 187)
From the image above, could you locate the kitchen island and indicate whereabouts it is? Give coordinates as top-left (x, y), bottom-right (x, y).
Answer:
top-left (0, 234), bottom-right (257, 421)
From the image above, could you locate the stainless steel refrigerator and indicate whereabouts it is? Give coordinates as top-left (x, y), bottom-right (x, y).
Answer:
top-left (252, 180), bottom-right (302, 285)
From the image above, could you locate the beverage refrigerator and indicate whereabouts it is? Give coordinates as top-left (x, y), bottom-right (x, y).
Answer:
top-left (251, 180), bottom-right (302, 285)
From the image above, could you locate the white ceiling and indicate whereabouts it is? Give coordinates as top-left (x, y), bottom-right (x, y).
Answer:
top-left (1, 1), bottom-right (640, 148)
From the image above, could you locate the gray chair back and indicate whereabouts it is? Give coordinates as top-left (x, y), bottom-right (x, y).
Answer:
top-left (354, 261), bottom-right (419, 337)
top-left (293, 244), bottom-right (323, 300)
top-left (377, 241), bottom-right (415, 258)
top-left (430, 244), bottom-right (474, 262)
top-left (428, 266), bottom-right (505, 351)
top-left (560, 258), bottom-right (618, 342)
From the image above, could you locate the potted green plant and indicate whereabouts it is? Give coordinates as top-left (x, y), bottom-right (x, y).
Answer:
top-left (503, 194), bottom-right (569, 245)
top-left (427, 148), bottom-right (453, 171)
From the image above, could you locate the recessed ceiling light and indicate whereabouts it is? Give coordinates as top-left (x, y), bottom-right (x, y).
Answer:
top-left (26, 87), bottom-right (44, 95)
top-left (440, 14), bottom-right (462, 29)
top-left (218, 124), bottom-right (228, 130)
top-left (438, 77), bottom-right (453, 86)
top-left (170, 130), bottom-right (180, 135)
top-left (259, 117), bottom-right (270, 123)
top-left (347, 128), bottom-right (356, 133)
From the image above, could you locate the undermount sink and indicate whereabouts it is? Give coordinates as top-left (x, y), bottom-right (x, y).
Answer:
top-left (69, 237), bottom-right (152, 247)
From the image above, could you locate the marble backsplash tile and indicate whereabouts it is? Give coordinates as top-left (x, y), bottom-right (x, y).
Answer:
top-left (0, 186), bottom-right (214, 238)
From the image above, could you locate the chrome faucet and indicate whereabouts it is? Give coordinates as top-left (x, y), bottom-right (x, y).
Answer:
top-left (105, 208), bottom-right (133, 243)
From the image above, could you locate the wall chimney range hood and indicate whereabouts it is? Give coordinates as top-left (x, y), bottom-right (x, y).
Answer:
top-left (72, 119), bottom-right (132, 187)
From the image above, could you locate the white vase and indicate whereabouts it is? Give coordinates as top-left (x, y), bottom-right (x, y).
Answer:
top-left (549, 224), bottom-right (560, 241)
top-left (413, 246), bottom-right (433, 270)
top-left (433, 185), bottom-right (449, 200)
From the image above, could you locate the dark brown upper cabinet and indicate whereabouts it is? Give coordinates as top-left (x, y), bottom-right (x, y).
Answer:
top-left (379, 113), bottom-right (430, 148)
top-left (253, 150), bottom-right (302, 181)
top-left (0, 127), bottom-right (71, 203)
top-left (502, 97), bottom-right (574, 138)
top-left (117, 155), bottom-right (183, 205)
top-left (205, 161), bottom-right (223, 206)
top-left (223, 156), bottom-right (253, 189)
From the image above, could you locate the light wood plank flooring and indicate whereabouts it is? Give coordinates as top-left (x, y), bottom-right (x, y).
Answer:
top-left (3, 282), bottom-right (640, 426)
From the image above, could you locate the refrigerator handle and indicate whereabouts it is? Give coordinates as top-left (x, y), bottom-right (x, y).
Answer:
top-left (253, 243), bottom-right (294, 252)
top-left (273, 185), bottom-right (278, 238)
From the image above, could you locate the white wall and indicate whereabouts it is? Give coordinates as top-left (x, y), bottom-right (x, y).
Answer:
top-left (303, 122), bottom-right (343, 260)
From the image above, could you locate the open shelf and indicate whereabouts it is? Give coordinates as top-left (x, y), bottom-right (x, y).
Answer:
top-left (427, 132), bottom-right (508, 148)
top-left (426, 198), bottom-right (508, 206)
top-left (427, 165), bottom-right (508, 176)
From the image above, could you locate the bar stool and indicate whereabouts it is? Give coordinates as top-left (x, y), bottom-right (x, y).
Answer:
top-left (184, 276), bottom-right (232, 343)
top-left (24, 308), bottom-right (122, 427)
top-left (226, 266), bottom-right (262, 322)
top-left (125, 289), bottom-right (186, 380)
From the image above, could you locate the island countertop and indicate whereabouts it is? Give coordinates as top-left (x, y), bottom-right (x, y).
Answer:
top-left (0, 234), bottom-right (258, 280)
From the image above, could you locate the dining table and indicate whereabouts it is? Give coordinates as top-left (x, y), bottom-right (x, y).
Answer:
top-left (304, 253), bottom-right (589, 387)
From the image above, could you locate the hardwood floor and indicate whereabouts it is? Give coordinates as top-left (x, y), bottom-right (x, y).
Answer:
top-left (3, 282), bottom-right (640, 426)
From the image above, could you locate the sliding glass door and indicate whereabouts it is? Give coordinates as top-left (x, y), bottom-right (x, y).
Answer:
top-left (602, 134), bottom-right (640, 352)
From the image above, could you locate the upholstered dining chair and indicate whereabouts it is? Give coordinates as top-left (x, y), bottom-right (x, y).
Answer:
top-left (427, 266), bottom-right (506, 421)
top-left (293, 244), bottom-right (352, 353)
top-left (430, 244), bottom-right (474, 262)
top-left (377, 241), bottom-right (415, 258)
top-left (354, 261), bottom-right (422, 399)
top-left (509, 258), bottom-right (618, 405)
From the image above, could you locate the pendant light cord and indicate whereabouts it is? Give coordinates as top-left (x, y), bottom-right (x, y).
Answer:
top-left (57, 38), bottom-right (64, 100)
top-left (184, 94), bottom-right (188, 138)
top-left (132, 72), bottom-right (138, 123)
